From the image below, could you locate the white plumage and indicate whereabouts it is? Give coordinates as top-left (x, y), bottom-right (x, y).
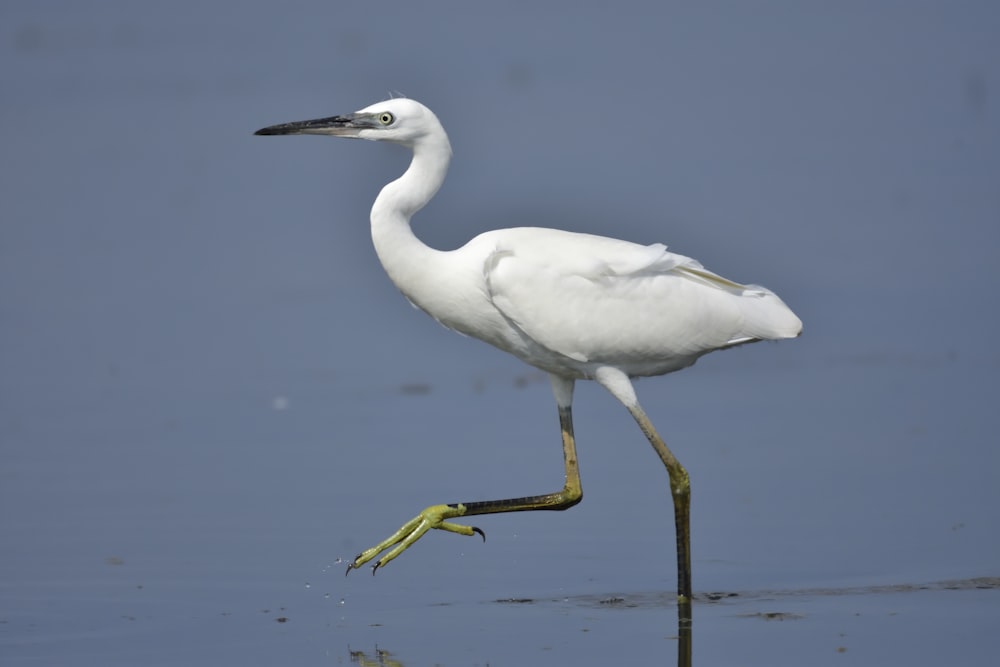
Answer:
top-left (255, 97), bottom-right (801, 606)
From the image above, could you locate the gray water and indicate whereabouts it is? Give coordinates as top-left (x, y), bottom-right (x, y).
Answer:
top-left (2, 2), bottom-right (999, 665)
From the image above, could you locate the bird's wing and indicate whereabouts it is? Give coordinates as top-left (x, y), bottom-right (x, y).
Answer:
top-left (481, 228), bottom-right (798, 369)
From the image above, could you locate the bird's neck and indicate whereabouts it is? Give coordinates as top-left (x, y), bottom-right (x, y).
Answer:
top-left (369, 140), bottom-right (452, 304)
top-left (373, 141), bottom-right (450, 222)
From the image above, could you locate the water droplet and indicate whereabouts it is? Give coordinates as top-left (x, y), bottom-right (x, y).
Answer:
top-left (304, 582), bottom-right (311, 589)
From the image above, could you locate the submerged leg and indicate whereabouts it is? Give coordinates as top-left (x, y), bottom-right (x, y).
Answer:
top-left (346, 375), bottom-right (583, 574)
top-left (594, 367), bottom-right (692, 607)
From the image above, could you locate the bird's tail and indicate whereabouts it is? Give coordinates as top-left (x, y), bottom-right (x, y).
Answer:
top-left (736, 284), bottom-right (803, 341)
top-left (677, 265), bottom-right (802, 342)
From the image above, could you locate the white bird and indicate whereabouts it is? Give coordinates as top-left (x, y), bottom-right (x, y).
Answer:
top-left (255, 98), bottom-right (801, 606)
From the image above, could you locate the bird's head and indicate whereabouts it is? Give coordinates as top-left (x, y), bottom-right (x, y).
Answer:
top-left (254, 98), bottom-right (446, 150)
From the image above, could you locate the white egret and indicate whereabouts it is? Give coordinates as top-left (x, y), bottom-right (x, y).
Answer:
top-left (255, 98), bottom-right (801, 604)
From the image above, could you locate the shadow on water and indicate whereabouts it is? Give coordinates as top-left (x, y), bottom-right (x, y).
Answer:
top-left (343, 577), bottom-right (997, 667)
top-left (349, 646), bottom-right (405, 667)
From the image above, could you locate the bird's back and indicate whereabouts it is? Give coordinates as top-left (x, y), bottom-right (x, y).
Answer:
top-left (472, 227), bottom-right (801, 378)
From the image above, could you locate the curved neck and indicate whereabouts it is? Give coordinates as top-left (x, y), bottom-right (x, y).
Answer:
top-left (369, 138), bottom-right (452, 304)
top-left (372, 140), bottom-right (450, 223)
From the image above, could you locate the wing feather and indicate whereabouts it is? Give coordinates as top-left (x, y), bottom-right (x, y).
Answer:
top-left (482, 229), bottom-right (773, 372)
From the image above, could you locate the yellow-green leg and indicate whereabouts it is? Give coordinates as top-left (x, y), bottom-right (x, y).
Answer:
top-left (346, 391), bottom-right (583, 575)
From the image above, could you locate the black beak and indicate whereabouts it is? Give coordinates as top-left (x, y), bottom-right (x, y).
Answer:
top-left (254, 114), bottom-right (360, 136)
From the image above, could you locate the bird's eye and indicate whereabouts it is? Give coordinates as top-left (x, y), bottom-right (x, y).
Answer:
top-left (378, 112), bottom-right (394, 126)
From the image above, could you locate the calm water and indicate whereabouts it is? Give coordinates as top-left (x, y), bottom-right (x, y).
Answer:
top-left (2, 2), bottom-right (999, 665)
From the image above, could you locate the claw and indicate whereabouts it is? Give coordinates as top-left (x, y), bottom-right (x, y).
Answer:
top-left (472, 526), bottom-right (486, 542)
top-left (371, 562), bottom-right (381, 576)
top-left (345, 554), bottom-right (363, 576)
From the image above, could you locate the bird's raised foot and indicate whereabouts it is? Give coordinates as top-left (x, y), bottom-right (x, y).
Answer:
top-left (344, 503), bottom-right (485, 575)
